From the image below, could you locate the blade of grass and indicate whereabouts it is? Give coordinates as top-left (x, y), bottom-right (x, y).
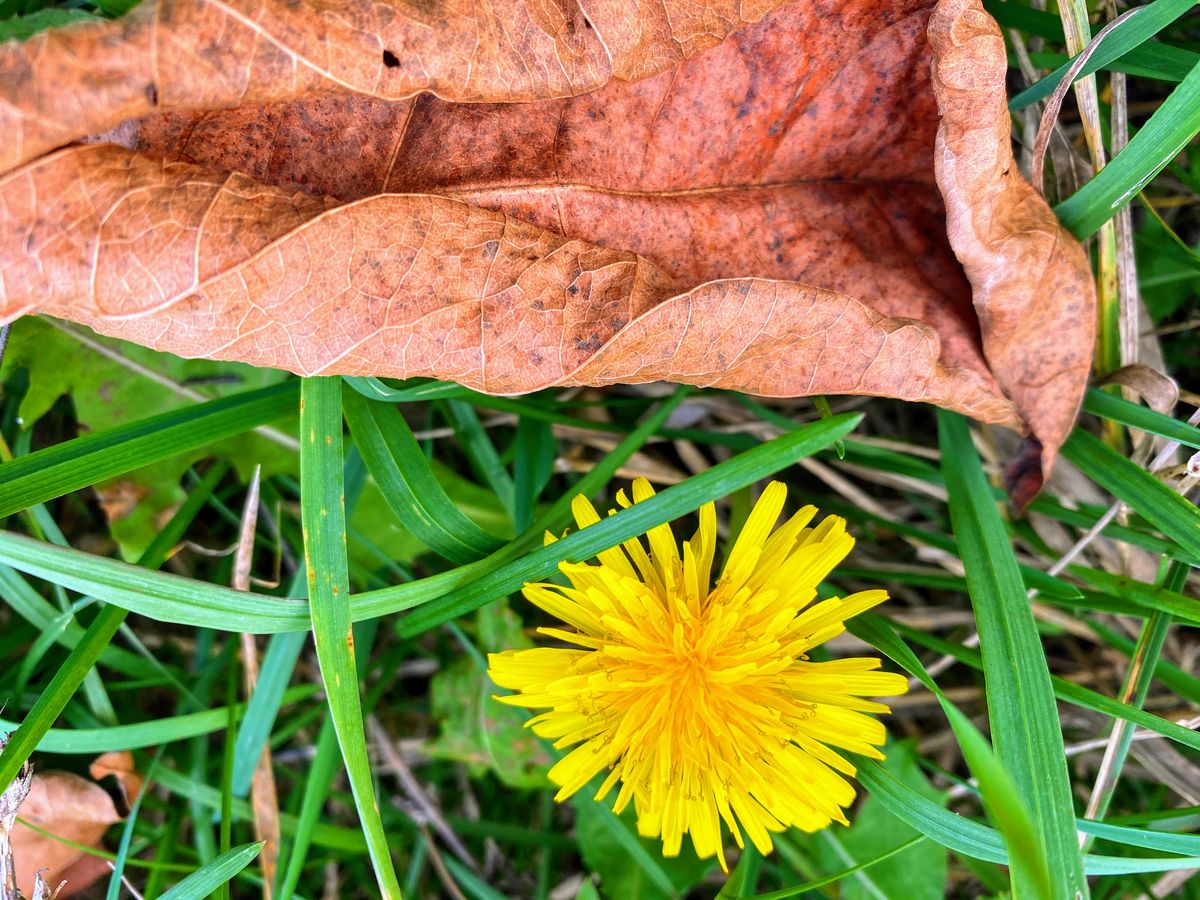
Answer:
top-left (159, 842), bottom-right (264, 900)
top-left (343, 387), bottom-right (503, 563)
top-left (887, 621), bottom-right (1200, 752)
top-left (277, 619), bottom-right (378, 900)
top-left (0, 381), bottom-right (297, 517)
top-left (0, 409), bottom-right (862, 634)
top-left (1061, 427), bottom-right (1200, 560)
top-left (0, 602), bottom-right (125, 789)
top-left (1055, 59), bottom-right (1200, 238)
top-left (849, 614), bottom-right (1051, 898)
top-left (1082, 388), bottom-right (1200, 450)
top-left (444, 398), bottom-right (515, 518)
top-left (855, 761), bottom-right (1200, 875)
top-left (300, 376), bottom-right (403, 899)
top-left (938, 411), bottom-right (1086, 898)
top-left (342, 375), bottom-right (470, 403)
top-left (390, 411), bottom-right (864, 635)
top-left (1009, 0), bottom-right (1196, 110)
top-left (747, 837), bottom-right (925, 900)
top-left (0, 685), bottom-right (318, 754)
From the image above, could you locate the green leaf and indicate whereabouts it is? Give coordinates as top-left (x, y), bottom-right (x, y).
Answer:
top-left (855, 760), bottom-right (1200, 875)
top-left (1055, 58), bottom-right (1200, 238)
top-left (810, 742), bottom-right (946, 900)
top-left (300, 377), bottom-right (403, 899)
top-left (0, 602), bottom-right (126, 792)
top-left (343, 387), bottom-right (503, 563)
top-left (0, 319), bottom-right (297, 556)
top-left (0, 413), bottom-right (863, 634)
top-left (0, 7), bottom-right (97, 40)
top-left (444, 397), bottom-right (516, 518)
top-left (748, 836), bottom-right (926, 900)
top-left (574, 798), bottom-right (708, 899)
top-left (158, 842), bottom-right (264, 899)
top-left (1008, 0), bottom-right (1197, 111)
top-left (938, 411), bottom-right (1085, 898)
top-left (0, 684), bottom-right (319, 754)
top-left (1061, 427), bottom-right (1200, 561)
top-left (0, 377), bottom-right (297, 521)
top-left (1082, 388), bottom-right (1200, 450)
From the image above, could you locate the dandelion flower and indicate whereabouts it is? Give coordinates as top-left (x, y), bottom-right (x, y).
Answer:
top-left (488, 479), bottom-right (908, 869)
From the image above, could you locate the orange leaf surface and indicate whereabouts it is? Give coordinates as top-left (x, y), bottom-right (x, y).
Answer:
top-left (0, 0), bottom-right (1094, 482)
top-left (10, 768), bottom-right (122, 898)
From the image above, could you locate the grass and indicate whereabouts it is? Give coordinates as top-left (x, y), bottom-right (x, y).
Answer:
top-left (0, 0), bottom-right (1198, 898)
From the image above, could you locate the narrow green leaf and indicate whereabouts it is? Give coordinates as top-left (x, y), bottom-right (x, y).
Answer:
top-left (0, 413), bottom-right (863, 634)
top-left (1083, 388), bottom-right (1200, 450)
top-left (888, 621), bottom-right (1200, 752)
top-left (856, 761), bottom-right (1200, 875)
top-left (1062, 427), bottom-right (1200, 560)
top-left (1071, 566), bottom-right (1200, 624)
top-left (849, 614), bottom-right (1050, 897)
top-left (0, 685), bottom-right (319, 754)
top-left (300, 376), bottom-right (403, 899)
top-left (747, 837), bottom-right (925, 900)
top-left (0, 602), bottom-right (126, 793)
top-left (390, 412), bottom-right (864, 635)
top-left (445, 398), bottom-right (516, 517)
top-left (1009, 0), bottom-right (1197, 110)
top-left (939, 411), bottom-right (1086, 898)
top-left (159, 842), bottom-right (264, 900)
top-left (1055, 59), bottom-right (1200, 238)
top-left (0, 381), bottom-right (297, 518)
top-left (344, 388), bottom-right (503, 563)
top-left (343, 375), bottom-right (469, 403)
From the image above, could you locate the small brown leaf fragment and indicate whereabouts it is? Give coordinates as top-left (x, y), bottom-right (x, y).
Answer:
top-left (10, 769), bottom-right (121, 899)
top-left (88, 752), bottom-right (143, 814)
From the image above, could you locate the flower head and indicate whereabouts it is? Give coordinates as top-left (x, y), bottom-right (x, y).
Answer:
top-left (488, 479), bottom-right (907, 869)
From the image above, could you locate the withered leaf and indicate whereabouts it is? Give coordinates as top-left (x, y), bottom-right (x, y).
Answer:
top-left (10, 768), bottom-right (122, 899)
top-left (0, 0), bottom-right (1094, 482)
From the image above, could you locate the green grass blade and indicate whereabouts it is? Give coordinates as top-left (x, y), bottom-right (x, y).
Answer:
top-left (0, 685), bottom-right (318, 753)
top-left (1082, 388), bottom-right (1200, 449)
top-left (444, 398), bottom-right (516, 517)
top-left (1008, 0), bottom-right (1196, 110)
top-left (855, 761), bottom-right (1200, 875)
top-left (0, 599), bottom-right (127, 790)
top-left (0, 412), bottom-right (862, 634)
top-left (343, 387), bottom-right (503, 563)
top-left (747, 836), bottom-right (925, 900)
top-left (0, 533), bottom-right (307, 631)
top-left (0, 381), bottom-right (297, 518)
top-left (230, 630), bottom-right (306, 797)
top-left (443, 856), bottom-right (509, 900)
top-left (343, 375), bottom-right (470, 403)
top-left (389, 411), bottom-right (864, 635)
top-left (938, 411), bottom-right (1086, 898)
top-left (300, 376), bottom-right (403, 899)
top-left (1061, 427), bottom-right (1200, 560)
top-left (1078, 819), bottom-right (1200, 856)
top-left (277, 717), bottom-right (342, 900)
top-left (1055, 59), bottom-right (1200, 238)
top-left (888, 621), bottom-right (1200, 752)
top-left (158, 842), bottom-right (264, 900)
top-left (513, 416), bottom-right (555, 532)
top-left (849, 613), bottom-right (1051, 897)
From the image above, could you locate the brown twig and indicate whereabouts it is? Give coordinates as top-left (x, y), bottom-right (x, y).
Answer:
top-left (235, 468), bottom-right (281, 898)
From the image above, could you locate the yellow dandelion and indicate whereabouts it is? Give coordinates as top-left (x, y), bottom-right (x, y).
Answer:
top-left (488, 478), bottom-right (908, 870)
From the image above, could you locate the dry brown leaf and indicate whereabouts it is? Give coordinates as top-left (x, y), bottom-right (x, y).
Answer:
top-left (0, 0), bottom-right (1094, 485)
top-left (10, 768), bottom-right (121, 899)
